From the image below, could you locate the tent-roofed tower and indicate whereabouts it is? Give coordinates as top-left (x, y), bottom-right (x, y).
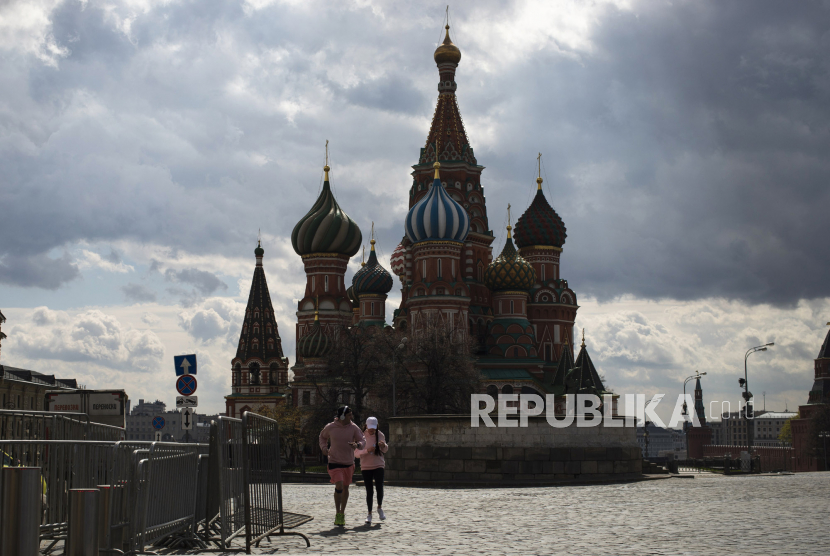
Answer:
top-left (396, 22), bottom-right (494, 339)
top-left (226, 239), bottom-right (289, 417)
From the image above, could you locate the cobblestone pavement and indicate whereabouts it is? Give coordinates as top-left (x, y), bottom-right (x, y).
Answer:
top-left (207, 473), bottom-right (830, 555)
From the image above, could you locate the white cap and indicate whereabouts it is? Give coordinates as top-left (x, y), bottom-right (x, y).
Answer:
top-left (366, 416), bottom-right (378, 429)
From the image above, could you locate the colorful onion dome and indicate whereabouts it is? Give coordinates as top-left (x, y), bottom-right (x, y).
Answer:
top-left (434, 24), bottom-right (461, 65)
top-left (513, 176), bottom-right (567, 249)
top-left (390, 242), bottom-right (406, 277)
top-left (484, 225), bottom-right (536, 292)
top-left (297, 314), bottom-right (331, 359)
top-left (292, 164), bottom-right (362, 256)
top-left (405, 162), bottom-right (470, 244)
top-left (352, 239), bottom-right (393, 295)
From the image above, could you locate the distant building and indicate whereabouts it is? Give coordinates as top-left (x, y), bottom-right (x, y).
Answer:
top-left (637, 425), bottom-right (683, 458)
top-left (753, 411), bottom-right (796, 446)
top-left (1, 364), bottom-right (78, 411)
top-left (125, 411), bottom-right (218, 443)
top-left (131, 398), bottom-right (166, 415)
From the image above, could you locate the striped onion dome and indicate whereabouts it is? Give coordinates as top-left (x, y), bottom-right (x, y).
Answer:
top-left (405, 162), bottom-right (470, 244)
top-left (484, 226), bottom-right (536, 292)
top-left (297, 315), bottom-right (331, 359)
top-left (390, 242), bottom-right (406, 277)
top-left (513, 177), bottom-right (567, 249)
top-left (352, 241), bottom-right (393, 295)
top-left (291, 165), bottom-right (362, 256)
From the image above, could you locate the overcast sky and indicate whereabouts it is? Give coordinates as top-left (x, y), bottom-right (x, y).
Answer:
top-left (1, 0), bottom-right (829, 423)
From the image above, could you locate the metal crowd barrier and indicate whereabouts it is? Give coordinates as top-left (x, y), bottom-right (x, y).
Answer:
top-left (0, 409), bottom-right (125, 442)
top-left (205, 413), bottom-right (311, 553)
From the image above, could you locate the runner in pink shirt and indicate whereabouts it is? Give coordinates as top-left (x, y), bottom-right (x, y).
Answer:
top-left (355, 416), bottom-right (388, 524)
top-left (319, 406), bottom-right (365, 526)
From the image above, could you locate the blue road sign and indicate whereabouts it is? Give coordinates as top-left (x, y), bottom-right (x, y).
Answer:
top-left (174, 354), bottom-right (197, 376)
top-left (176, 374), bottom-right (198, 396)
top-left (152, 416), bottom-right (165, 430)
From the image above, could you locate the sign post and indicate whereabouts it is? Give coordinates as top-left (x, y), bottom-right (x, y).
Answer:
top-left (174, 354), bottom-right (198, 443)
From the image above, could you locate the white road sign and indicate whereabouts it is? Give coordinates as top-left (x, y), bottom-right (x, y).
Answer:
top-left (176, 396), bottom-right (198, 409)
top-left (154, 431), bottom-right (162, 441)
top-left (181, 408), bottom-right (194, 430)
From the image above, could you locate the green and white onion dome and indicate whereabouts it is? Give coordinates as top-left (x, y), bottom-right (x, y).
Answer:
top-left (292, 165), bottom-right (362, 256)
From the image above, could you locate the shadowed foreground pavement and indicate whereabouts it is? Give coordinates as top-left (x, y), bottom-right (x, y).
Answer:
top-left (201, 472), bottom-right (830, 555)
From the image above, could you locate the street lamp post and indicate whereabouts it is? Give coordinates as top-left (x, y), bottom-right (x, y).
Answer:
top-left (741, 343), bottom-right (774, 454)
top-left (392, 337), bottom-right (408, 417)
top-left (820, 431), bottom-right (830, 472)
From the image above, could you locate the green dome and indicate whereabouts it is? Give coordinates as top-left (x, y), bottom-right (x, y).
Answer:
top-left (254, 240), bottom-right (264, 258)
top-left (483, 229), bottom-right (536, 292)
top-left (291, 167), bottom-right (362, 257)
top-left (297, 318), bottom-right (331, 359)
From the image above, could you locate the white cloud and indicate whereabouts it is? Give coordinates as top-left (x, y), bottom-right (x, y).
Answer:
top-left (178, 297), bottom-right (246, 344)
top-left (12, 307), bottom-right (164, 372)
top-left (77, 249), bottom-right (135, 273)
top-left (0, 0), bottom-right (69, 66)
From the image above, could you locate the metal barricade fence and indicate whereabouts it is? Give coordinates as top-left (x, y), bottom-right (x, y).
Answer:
top-left (205, 414), bottom-right (311, 553)
top-left (214, 416), bottom-right (247, 547)
top-left (0, 439), bottom-right (117, 547)
top-left (0, 409), bottom-right (125, 442)
top-left (132, 443), bottom-right (201, 553)
top-left (242, 412), bottom-right (311, 551)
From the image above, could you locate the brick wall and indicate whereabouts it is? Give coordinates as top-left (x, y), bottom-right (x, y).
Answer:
top-left (701, 444), bottom-right (797, 472)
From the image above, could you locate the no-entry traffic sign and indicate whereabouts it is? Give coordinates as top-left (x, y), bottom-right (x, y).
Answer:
top-left (176, 374), bottom-right (198, 396)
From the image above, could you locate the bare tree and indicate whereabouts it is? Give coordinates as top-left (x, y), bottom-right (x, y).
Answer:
top-left (394, 314), bottom-right (478, 415)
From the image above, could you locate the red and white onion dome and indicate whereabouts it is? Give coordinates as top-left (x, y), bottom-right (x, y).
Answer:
top-left (390, 242), bottom-right (406, 277)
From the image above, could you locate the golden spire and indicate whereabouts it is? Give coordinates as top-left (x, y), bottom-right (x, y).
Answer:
top-left (314, 295), bottom-right (319, 321)
top-left (506, 204), bottom-right (512, 239)
top-left (361, 245), bottom-right (366, 266)
top-left (581, 328), bottom-right (586, 348)
top-left (537, 152), bottom-right (543, 191)
top-left (433, 161), bottom-right (441, 180)
top-left (370, 222), bottom-right (376, 251)
top-left (257, 228), bottom-right (261, 247)
top-left (324, 140), bottom-right (330, 180)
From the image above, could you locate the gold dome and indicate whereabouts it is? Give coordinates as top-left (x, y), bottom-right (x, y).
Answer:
top-left (434, 25), bottom-right (461, 65)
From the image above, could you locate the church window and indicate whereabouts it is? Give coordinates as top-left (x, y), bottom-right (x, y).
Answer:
top-left (502, 385), bottom-right (513, 395)
top-left (312, 276), bottom-right (315, 291)
top-left (267, 325), bottom-right (272, 334)
top-left (477, 263), bottom-right (483, 282)
top-left (510, 300), bottom-right (515, 313)
top-left (254, 310), bottom-right (259, 319)
top-left (541, 265), bottom-right (545, 281)
top-left (268, 340), bottom-right (274, 350)
top-left (371, 302), bottom-right (375, 315)
top-left (325, 275), bottom-right (329, 292)
top-left (254, 324), bottom-right (259, 334)
top-left (422, 260), bottom-right (427, 279)
top-left (452, 259), bottom-right (455, 277)
top-left (486, 384), bottom-right (498, 398)
top-left (545, 343), bottom-right (553, 361)
top-left (249, 363), bottom-right (261, 385)
top-left (438, 259), bottom-right (442, 278)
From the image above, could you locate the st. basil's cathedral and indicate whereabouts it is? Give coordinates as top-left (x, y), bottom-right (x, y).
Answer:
top-left (225, 25), bottom-right (608, 417)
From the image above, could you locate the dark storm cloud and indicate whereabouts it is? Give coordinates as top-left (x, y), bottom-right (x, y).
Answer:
top-left (164, 268), bottom-right (228, 295)
top-left (0, 253), bottom-right (79, 289)
top-left (121, 283), bottom-right (157, 303)
top-left (0, 0), bottom-right (828, 306)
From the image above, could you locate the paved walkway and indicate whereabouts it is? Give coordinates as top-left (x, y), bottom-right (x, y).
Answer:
top-left (208, 472), bottom-right (830, 555)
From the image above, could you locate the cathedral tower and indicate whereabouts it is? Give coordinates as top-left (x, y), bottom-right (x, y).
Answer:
top-left (514, 161), bottom-right (578, 364)
top-left (226, 240), bottom-right (289, 417)
top-left (291, 158), bottom-right (362, 364)
top-left (397, 24), bottom-right (494, 337)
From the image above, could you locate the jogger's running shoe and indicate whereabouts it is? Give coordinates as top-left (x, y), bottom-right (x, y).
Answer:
top-left (378, 508), bottom-right (386, 520)
top-left (365, 512), bottom-right (372, 524)
top-left (335, 512), bottom-right (344, 526)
